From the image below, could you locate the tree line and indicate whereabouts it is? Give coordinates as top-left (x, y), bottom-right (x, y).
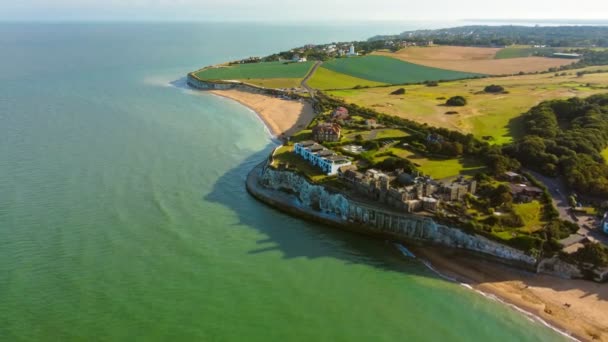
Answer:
top-left (504, 94), bottom-right (608, 197)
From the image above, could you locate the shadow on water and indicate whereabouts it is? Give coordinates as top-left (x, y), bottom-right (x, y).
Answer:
top-left (169, 77), bottom-right (190, 90)
top-left (203, 144), bottom-right (430, 276)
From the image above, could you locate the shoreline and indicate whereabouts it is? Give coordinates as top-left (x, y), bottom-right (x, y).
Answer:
top-left (205, 85), bottom-right (607, 342)
top-left (209, 90), bottom-right (278, 139)
top-left (208, 88), bottom-right (315, 138)
top-left (411, 246), bottom-right (608, 342)
top-left (246, 162), bottom-right (607, 342)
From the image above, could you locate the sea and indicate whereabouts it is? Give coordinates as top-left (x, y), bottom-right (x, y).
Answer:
top-left (0, 21), bottom-right (570, 341)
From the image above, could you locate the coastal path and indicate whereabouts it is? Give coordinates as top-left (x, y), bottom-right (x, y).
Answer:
top-left (301, 61), bottom-right (323, 98)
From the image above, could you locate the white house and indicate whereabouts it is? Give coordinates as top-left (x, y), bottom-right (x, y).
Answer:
top-left (347, 44), bottom-right (358, 57)
top-left (294, 141), bottom-right (352, 175)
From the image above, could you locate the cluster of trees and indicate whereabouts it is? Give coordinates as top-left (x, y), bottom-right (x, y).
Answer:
top-left (505, 94), bottom-right (608, 197)
top-left (371, 25), bottom-right (608, 47)
top-left (560, 49), bottom-right (608, 70)
top-left (426, 140), bottom-right (464, 156)
top-left (390, 88), bottom-right (406, 95)
top-left (484, 84), bottom-right (505, 93)
top-left (576, 69), bottom-right (608, 77)
top-left (446, 96), bottom-right (467, 106)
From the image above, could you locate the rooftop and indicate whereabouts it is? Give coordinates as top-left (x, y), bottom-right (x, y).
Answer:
top-left (298, 140), bottom-right (316, 147)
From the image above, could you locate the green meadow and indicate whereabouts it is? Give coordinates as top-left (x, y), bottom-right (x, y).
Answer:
top-left (308, 67), bottom-right (386, 90)
top-left (322, 55), bottom-right (483, 85)
top-left (194, 61), bottom-right (314, 80)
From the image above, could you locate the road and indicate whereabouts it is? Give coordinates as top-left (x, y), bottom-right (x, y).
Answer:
top-left (528, 169), bottom-right (608, 245)
top-left (301, 61), bottom-right (322, 99)
top-left (526, 169), bottom-right (574, 223)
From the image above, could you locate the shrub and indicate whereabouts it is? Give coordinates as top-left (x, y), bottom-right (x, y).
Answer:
top-left (446, 96), bottom-right (467, 106)
top-left (425, 80), bottom-right (439, 87)
top-left (484, 84), bottom-right (505, 93)
top-left (390, 88), bottom-right (406, 95)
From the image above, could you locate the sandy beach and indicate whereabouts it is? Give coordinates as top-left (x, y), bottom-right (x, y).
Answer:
top-left (413, 247), bottom-right (608, 341)
top-left (209, 89), bottom-right (315, 137)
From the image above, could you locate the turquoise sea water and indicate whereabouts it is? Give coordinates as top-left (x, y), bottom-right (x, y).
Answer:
top-left (0, 22), bottom-right (568, 341)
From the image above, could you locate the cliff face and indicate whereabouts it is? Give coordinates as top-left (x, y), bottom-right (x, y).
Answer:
top-left (256, 166), bottom-right (537, 267)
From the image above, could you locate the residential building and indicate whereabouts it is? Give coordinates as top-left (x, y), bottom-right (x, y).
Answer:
top-left (509, 184), bottom-right (544, 203)
top-left (439, 179), bottom-right (477, 202)
top-left (294, 141), bottom-right (352, 175)
top-left (312, 122), bottom-right (341, 142)
top-left (365, 119), bottom-right (377, 129)
top-left (422, 197), bottom-right (439, 212)
top-left (332, 107), bottom-right (350, 121)
top-left (503, 171), bottom-right (522, 182)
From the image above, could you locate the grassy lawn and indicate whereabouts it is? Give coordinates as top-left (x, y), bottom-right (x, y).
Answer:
top-left (244, 78), bottom-right (302, 89)
top-left (495, 47), bottom-right (555, 59)
top-left (290, 129), bottom-right (313, 142)
top-left (194, 61), bottom-right (314, 80)
top-left (343, 128), bottom-right (409, 142)
top-left (308, 66), bottom-right (387, 90)
top-left (322, 56), bottom-right (483, 85)
top-left (513, 201), bottom-right (544, 233)
top-left (272, 146), bottom-right (329, 182)
top-left (602, 148), bottom-right (608, 164)
top-left (375, 129), bottom-right (410, 139)
top-left (383, 146), bottom-right (486, 179)
top-left (328, 67), bottom-right (608, 144)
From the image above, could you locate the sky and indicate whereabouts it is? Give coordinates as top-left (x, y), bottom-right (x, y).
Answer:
top-left (1, 0), bottom-right (607, 22)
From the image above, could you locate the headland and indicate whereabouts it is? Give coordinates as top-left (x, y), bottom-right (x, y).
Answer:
top-left (189, 24), bottom-right (608, 341)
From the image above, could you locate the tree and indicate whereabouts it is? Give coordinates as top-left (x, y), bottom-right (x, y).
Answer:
top-left (572, 243), bottom-right (608, 267)
top-left (446, 96), bottom-right (467, 106)
top-left (484, 84), bottom-right (505, 93)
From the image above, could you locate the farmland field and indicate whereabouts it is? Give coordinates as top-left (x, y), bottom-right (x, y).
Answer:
top-left (495, 47), bottom-right (555, 59)
top-left (242, 78), bottom-right (302, 89)
top-left (373, 46), bottom-right (576, 75)
top-left (321, 55), bottom-right (483, 85)
top-left (194, 61), bottom-right (314, 81)
top-left (307, 67), bottom-right (386, 90)
top-left (328, 66), bottom-right (608, 144)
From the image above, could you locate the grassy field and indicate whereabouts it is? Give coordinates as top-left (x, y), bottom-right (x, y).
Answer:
top-left (513, 201), bottom-right (544, 233)
top-left (381, 146), bottom-right (486, 179)
top-left (602, 148), bottom-right (608, 164)
top-left (307, 67), bottom-right (386, 90)
top-left (328, 66), bottom-right (608, 144)
top-left (194, 61), bottom-right (314, 81)
top-left (243, 78), bottom-right (302, 89)
top-left (373, 46), bottom-right (576, 75)
top-left (321, 56), bottom-right (483, 85)
top-left (495, 47), bottom-right (555, 59)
